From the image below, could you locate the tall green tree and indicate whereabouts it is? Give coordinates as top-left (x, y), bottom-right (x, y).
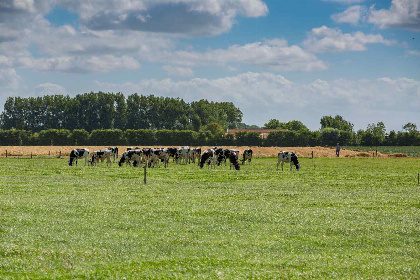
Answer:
top-left (402, 122), bottom-right (417, 133)
top-left (320, 115), bottom-right (354, 132)
top-left (263, 119), bottom-right (283, 129)
top-left (114, 93), bottom-right (127, 130)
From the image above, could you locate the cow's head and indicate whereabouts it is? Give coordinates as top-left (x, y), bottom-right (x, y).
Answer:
top-left (118, 155), bottom-right (126, 167)
top-left (291, 154), bottom-right (300, 171)
top-left (68, 149), bottom-right (79, 166)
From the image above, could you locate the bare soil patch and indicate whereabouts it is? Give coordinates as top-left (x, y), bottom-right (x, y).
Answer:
top-left (0, 146), bottom-right (394, 158)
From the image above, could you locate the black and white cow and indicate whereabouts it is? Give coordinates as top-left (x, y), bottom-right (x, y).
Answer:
top-left (118, 149), bottom-right (142, 167)
top-left (149, 148), bottom-right (169, 168)
top-left (167, 147), bottom-right (178, 161)
top-left (217, 149), bottom-right (236, 166)
top-left (189, 148), bottom-right (202, 164)
top-left (69, 148), bottom-right (89, 166)
top-left (277, 151), bottom-right (300, 171)
top-left (229, 150), bottom-right (240, 170)
top-left (107, 146), bottom-right (119, 162)
top-left (242, 149), bottom-right (253, 165)
top-left (159, 148), bottom-right (170, 168)
top-left (199, 149), bottom-right (217, 169)
top-left (91, 149), bottom-right (112, 166)
top-left (176, 146), bottom-right (190, 164)
top-left (194, 148), bottom-right (202, 162)
top-left (213, 147), bottom-right (223, 165)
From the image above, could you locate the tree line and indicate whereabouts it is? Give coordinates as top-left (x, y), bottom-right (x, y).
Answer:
top-left (0, 125), bottom-right (418, 147)
top-left (0, 93), bottom-right (418, 146)
top-left (263, 116), bottom-right (419, 146)
top-left (0, 92), bottom-right (243, 132)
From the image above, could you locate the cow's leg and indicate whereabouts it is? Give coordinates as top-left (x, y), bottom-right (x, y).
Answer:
top-left (281, 161), bottom-right (284, 171)
top-left (290, 162), bottom-right (293, 171)
top-left (276, 158), bottom-right (280, 170)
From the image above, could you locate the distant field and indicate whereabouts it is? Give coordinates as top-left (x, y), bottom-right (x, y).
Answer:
top-left (1, 145), bottom-right (419, 158)
top-left (0, 157), bottom-right (419, 278)
top-left (345, 146), bottom-right (420, 157)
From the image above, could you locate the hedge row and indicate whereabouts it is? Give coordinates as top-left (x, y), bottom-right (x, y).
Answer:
top-left (0, 129), bottom-right (319, 146)
top-left (1, 128), bottom-right (418, 147)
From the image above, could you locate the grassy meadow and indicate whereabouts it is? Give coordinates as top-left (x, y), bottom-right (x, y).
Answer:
top-left (0, 156), bottom-right (419, 279)
top-left (344, 146), bottom-right (420, 157)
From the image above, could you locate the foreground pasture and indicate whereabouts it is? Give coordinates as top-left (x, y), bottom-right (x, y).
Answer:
top-left (0, 157), bottom-right (419, 279)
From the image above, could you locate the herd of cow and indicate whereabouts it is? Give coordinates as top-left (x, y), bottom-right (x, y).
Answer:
top-left (68, 146), bottom-right (301, 171)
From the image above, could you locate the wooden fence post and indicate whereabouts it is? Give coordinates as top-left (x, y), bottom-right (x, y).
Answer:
top-left (143, 164), bottom-right (147, 184)
top-left (5, 150), bottom-right (7, 158)
top-left (311, 151), bottom-right (314, 159)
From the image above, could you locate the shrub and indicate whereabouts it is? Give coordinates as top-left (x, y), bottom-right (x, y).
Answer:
top-left (69, 129), bottom-right (89, 146)
top-left (124, 129), bottom-right (156, 146)
top-left (89, 129), bottom-right (124, 145)
top-left (37, 129), bottom-right (71, 145)
top-left (0, 129), bottom-right (31, 146)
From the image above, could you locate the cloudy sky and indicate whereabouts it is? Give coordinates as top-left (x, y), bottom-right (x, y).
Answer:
top-left (0, 0), bottom-right (419, 131)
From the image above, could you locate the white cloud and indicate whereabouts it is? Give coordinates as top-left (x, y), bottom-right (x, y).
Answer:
top-left (304, 26), bottom-right (396, 53)
top-left (367, 0), bottom-right (420, 31)
top-left (0, 67), bottom-right (23, 110)
top-left (54, 0), bottom-right (268, 36)
top-left (406, 50), bottom-right (420, 56)
top-left (0, 68), bottom-right (22, 90)
top-left (331, 5), bottom-right (367, 24)
top-left (162, 65), bottom-right (194, 78)
top-left (17, 55), bottom-right (141, 73)
top-left (93, 72), bottom-right (420, 131)
top-left (34, 83), bottom-right (67, 96)
top-left (0, 1), bottom-right (278, 75)
top-left (160, 40), bottom-right (327, 72)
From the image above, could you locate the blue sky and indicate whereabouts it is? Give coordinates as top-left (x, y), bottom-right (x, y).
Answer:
top-left (0, 0), bottom-right (419, 131)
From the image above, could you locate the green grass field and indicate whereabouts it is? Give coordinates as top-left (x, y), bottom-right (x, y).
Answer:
top-left (345, 146), bottom-right (420, 157)
top-left (1, 157), bottom-right (419, 279)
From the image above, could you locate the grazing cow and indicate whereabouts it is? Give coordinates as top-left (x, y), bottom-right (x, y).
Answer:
top-left (148, 148), bottom-right (169, 168)
top-left (217, 149), bottom-right (235, 166)
top-left (159, 148), bottom-right (170, 168)
top-left (193, 148), bottom-right (201, 162)
top-left (118, 149), bottom-right (142, 167)
top-left (91, 149), bottom-right (112, 166)
top-left (140, 148), bottom-right (161, 168)
top-left (69, 148), bottom-right (89, 166)
top-left (277, 151), bottom-right (300, 171)
top-left (229, 150), bottom-right (240, 170)
top-left (167, 147), bottom-right (178, 161)
top-left (176, 146), bottom-right (190, 164)
top-left (242, 149), bottom-right (253, 165)
top-left (213, 147), bottom-right (224, 164)
top-left (199, 149), bottom-right (217, 169)
top-left (189, 148), bottom-right (202, 164)
top-left (107, 146), bottom-right (119, 162)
